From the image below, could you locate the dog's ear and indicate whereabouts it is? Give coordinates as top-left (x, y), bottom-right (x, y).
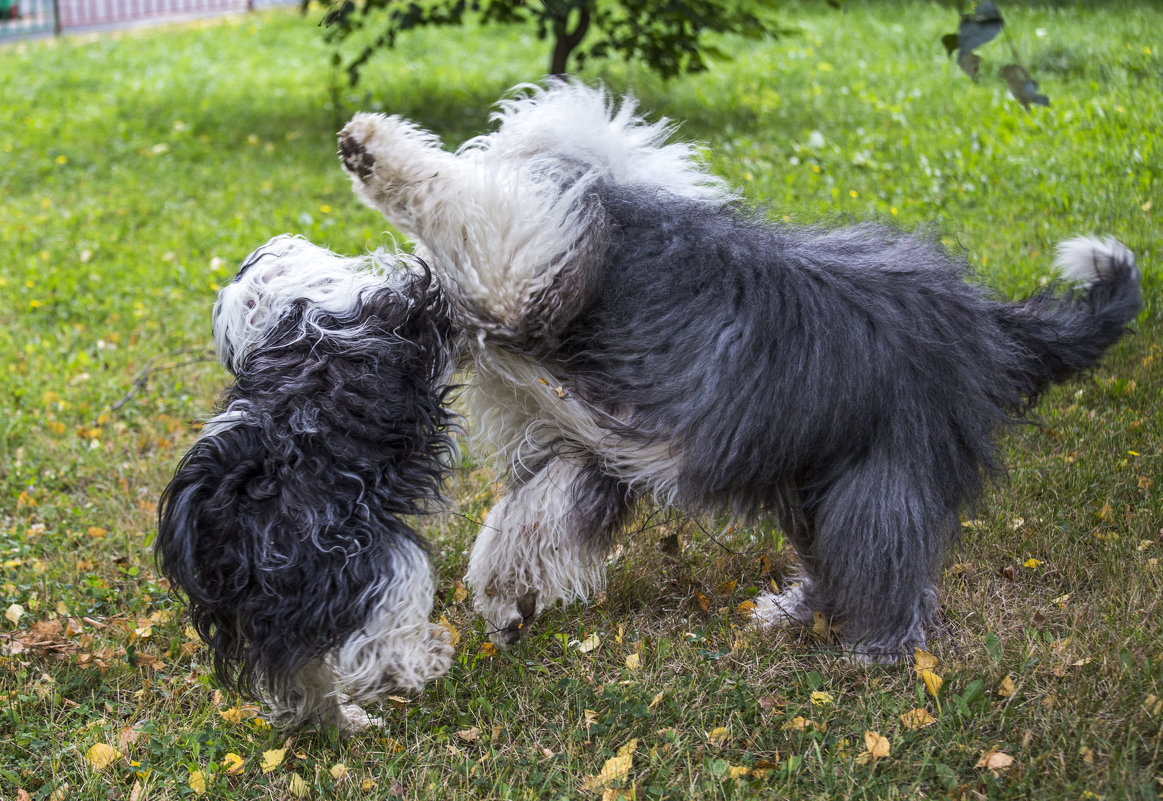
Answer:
top-left (155, 424), bottom-right (269, 692)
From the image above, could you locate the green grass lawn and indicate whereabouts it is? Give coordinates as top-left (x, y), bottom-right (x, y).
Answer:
top-left (1, 2), bottom-right (1160, 798)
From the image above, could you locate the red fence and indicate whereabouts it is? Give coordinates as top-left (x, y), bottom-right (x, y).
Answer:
top-left (0, 0), bottom-right (294, 38)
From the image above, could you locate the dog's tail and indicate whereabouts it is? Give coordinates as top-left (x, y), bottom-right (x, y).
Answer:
top-left (997, 236), bottom-right (1142, 402)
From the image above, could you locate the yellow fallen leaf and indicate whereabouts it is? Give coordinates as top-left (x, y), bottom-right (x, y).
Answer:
top-left (913, 648), bottom-right (938, 671)
top-left (810, 691), bottom-right (833, 707)
top-left (997, 675), bottom-right (1016, 697)
top-left (695, 591), bottom-right (711, 612)
top-left (648, 691), bottom-right (664, 710)
top-left (261, 747), bottom-right (286, 774)
top-left (573, 633), bottom-right (601, 654)
top-left (1141, 694), bottom-right (1162, 717)
top-left (330, 763), bottom-right (348, 780)
top-left (617, 739), bottom-right (638, 758)
top-left (920, 669), bottom-right (943, 697)
top-left (478, 642), bottom-right (499, 659)
top-left (288, 773), bottom-right (309, 798)
top-left (900, 708), bottom-right (936, 730)
top-left (381, 737), bottom-right (404, 754)
top-left (582, 752), bottom-right (633, 791)
top-left (812, 611), bottom-right (832, 639)
top-left (87, 526), bottom-right (107, 539)
top-left (5, 603), bottom-right (24, 626)
top-left (727, 765), bottom-right (751, 779)
top-left (856, 731), bottom-right (891, 764)
top-left (706, 726), bottom-right (730, 746)
top-left (735, 600), bottom-right (757, 617)
top-left (438, 614), bottom-right (461, 648)
top-left (716, 580), bottom-right (738, 596)
top-left (188, 770), bottom-right (207, 795)
top-left (219, 707), bottom-right (244, 724)
top-left (976, 748), bottom-right (1015, 774)
top-left (625, 652), bottom-right (640, 670)
top-left (1024, 558), bottom-right (1042, 569)
top-left (360, 778), bottom-right (377, 791)
top-left (451, 581), bottom-right (468, 603)
top-left (221, 753), bottom-right (245, 776)
top-left (85, 743), bottom-right (122, 770)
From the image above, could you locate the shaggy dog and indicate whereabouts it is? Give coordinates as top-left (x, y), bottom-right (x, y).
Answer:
top-left (336, 82), bottom-right (1142, 663)
top-left (156, 235), bottom-right (457, 729)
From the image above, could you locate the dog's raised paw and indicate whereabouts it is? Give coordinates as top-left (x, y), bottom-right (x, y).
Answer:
top-left (338, 129), bottom-right (376, 183)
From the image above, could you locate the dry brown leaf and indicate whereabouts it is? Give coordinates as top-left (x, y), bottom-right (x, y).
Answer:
top-left (716, 580), bottom-right (738, 597)
top-left (457, 727), bottom-right (481, 743)
top-left (976, 748), bottom-right (1015, 775)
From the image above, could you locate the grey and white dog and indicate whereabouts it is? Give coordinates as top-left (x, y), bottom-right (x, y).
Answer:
top-left (335, 81), bottom-right (1141, 664)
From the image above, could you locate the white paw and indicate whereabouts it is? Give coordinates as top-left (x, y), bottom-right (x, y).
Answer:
top-left (751, 585), bottom-right (816, 629)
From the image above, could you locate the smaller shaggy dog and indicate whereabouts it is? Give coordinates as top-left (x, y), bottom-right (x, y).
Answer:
top-left (338, 82), bottom-right (1142, 662)
top-left (156, 235), bottom-right (456, 729)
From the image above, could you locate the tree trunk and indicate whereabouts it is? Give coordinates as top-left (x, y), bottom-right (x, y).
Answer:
top-left (549, 2), bottom-right (591, 76)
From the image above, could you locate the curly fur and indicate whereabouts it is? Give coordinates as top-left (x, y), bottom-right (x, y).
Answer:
top-left (156, 236), bottom-right (458, 727)
top-left (336, 81), bottom-right (1143, 662)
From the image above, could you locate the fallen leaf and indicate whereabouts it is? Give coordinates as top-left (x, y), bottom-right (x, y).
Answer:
top-left (360, 779), bottom-right (377, 791)
top-left (438, 614), bottom-right (461, 648)
top-left (913, 648), bottom-right (938, 671)
top-left (706, 727), bottom-right (730, 747)
top-left (478, 642), bottom-right (499, 659)
top-left (919, 669), bottom-right (943, 697)
top-left (695, 592), bottom-right (711, 612)
top-left (1142, 694), bottom-right (1162, 717)
top-left (735, 600), bottom-right (756, 617)
top-left (451, 581), bottom-right (468, 603)
top-left (288, 773), bottom-right (310, 798)
top-left (900, 708), bottom-right (936, 730)
top-left (582, 751), bottom-right (633, 792)
top-left (997, 675), bottom-right (1016, 697)
top-left (457, 727), bottom-right (481, 743)
top-left (573, 633), bottom-right (601, 654)
top-left (625, 652), bottom-right (640, 670)
top-left (381, 737), bottom-right (404, 753)
top-left (5, 603), bottom-right (24, 626)
top-left (976, 748), bottom-right (1015, 775)
top-left (221, 753), bottom-right (246, 776)
top-left (716, 580), bottom-right (738, 597)
top-left (85, 743), bottom-right (122, 770)
top-left (810, 691), bottom-right (833, 707)
top-left (261, 747), bottom-right (286, 774)
top-left (648, 691), bottom-right (664, 710)
top-left (812, 611), bottom-right (833, 639)
top-left (856, 731), bottom-right (891, 764)
top-left (188, 770), bottom-right (207, 795)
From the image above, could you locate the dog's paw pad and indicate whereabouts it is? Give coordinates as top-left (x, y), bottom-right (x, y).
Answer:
top-left (338, 130), bottom-right (375, 182)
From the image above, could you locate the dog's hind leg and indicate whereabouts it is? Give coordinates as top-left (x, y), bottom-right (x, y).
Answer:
top-left (806, 455), bottom-right (949, 662)
top-left (464, 456), bottom-right (630, 647)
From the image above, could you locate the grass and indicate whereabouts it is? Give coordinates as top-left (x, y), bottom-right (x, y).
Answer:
top-left (1, 1), bottom-right (1160, 798)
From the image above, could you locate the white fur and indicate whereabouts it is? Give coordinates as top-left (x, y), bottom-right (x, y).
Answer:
top-left (342, 83), bottom-right (731, 341)
top-left (464, 457), bottom-right (608, 644)
top-left (334, 538), bottom-right (454, 700)
top-left (212, 234), bottom-right (424, 374)
top-left (1054, 235), bottom-right (1138, 287)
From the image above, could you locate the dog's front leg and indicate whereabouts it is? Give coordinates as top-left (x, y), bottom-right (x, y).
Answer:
top-left (464, 457), bottom-right (626, 647)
